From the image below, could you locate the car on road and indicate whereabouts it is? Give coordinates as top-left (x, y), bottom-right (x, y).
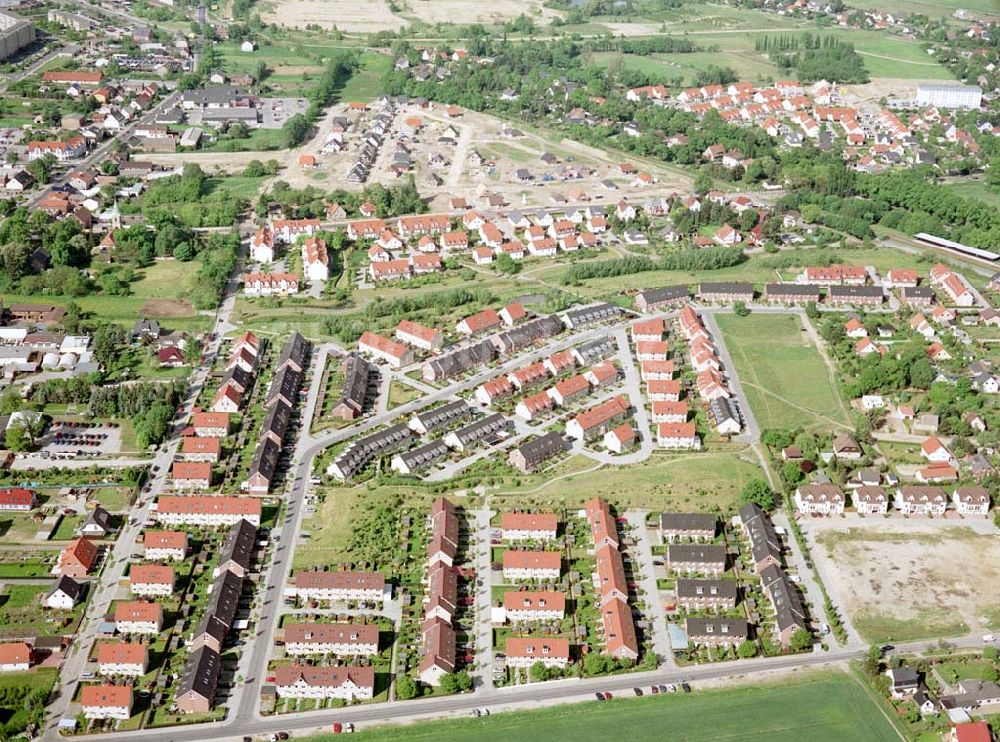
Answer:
top-left (604, 691), bottom-right (613, 699)
top-left (650, 685), bottom-right (659, 694)
top-left (595, 692), bottom-right (605, 701)
top-left (478, 708), bottom-right (490, 716)
top-left (633, 687), bottom-right (643, 696)
top-left (984, 634), bottom-right (996, 642)
top-left (660, 684), bottom-right (671, 693)
top-left (681, 682), bottom-right (691, 693)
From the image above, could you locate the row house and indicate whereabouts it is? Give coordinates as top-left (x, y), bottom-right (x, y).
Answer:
top-left (794, 484), bottom-right (846, 515)
top-left (283, 622), bottom-right (379, 656)
top-left (358, 331), bottom-right (414, 369)
top-left (243, 272), bottom-right (300, 296)
top-left (283, 570), bottom-right (385, 604)
top-left (396, 319), bottom-right (444, 353)
top-left (501, 512), bottom-right (558, 542)
top-left (502, 550), bottom-right (561, 581)
top-left (503, 591), bottom-right (566, 623)
top-left (656, 422), bottom-right (701, 449)
top-left (504, 637), bottom-right (570, 670)
top-left (274, 665), bottom-right (374, 702)
top-left (153, 495), bottom-right (262, 528)
top-left (675, 579), bottom-right (737, 611)
top-left (764, 283), bottom-right (821, 305)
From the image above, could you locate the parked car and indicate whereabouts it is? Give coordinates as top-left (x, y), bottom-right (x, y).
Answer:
top-left (633, 687), bottom-right (643, 696)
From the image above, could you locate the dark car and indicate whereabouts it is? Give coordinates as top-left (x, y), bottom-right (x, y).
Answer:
top-left (681, 683), bottom-right (691, 693)
top-left (633, 687), bottom-right (642, 696)
top-left (595, 692), bottom-right (605, 701)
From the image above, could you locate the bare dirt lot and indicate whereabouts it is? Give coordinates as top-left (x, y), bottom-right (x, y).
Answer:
top-left (814, 524), bottom-right (1000, 643)
top-left (140, 299), bottom-right (197, 318)
top-left (260, 0), bottom-right (408, 31)
top-left (402, 0), bottom-right (562, 25)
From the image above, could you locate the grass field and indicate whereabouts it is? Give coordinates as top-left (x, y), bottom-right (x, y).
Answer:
top-left (943, 179), bottom-right (1000, 209)
top-left (302, 671), bottom-right (902, 742)
top-left (339, 52), bottom-right (393, 102)
top-left (716, 312), bottom-right (850, 432)
top-left (129, 259), bottom-right (201, 301)
top-left (491, 448), bottom-right (763, 513)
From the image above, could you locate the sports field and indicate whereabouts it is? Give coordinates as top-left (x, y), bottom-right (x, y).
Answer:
top-left (716, 312), bottom-right (851, 432)
top-left (303, 672), bottom-right (902, 741)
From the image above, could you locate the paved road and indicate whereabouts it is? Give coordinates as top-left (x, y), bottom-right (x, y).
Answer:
top-left (625, 511), bottom-right (675, 665)
top-left (42, 241), bottom-right (244, 740)
top-left (73, 632), bottom-right (989, 742)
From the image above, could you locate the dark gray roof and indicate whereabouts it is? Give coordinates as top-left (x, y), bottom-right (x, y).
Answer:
top-left (427, 339), bottom-right (497, 379)
top-left (492, 316), bottom-right (564, 354)
top-left (675, 578), bottom-right (737, 601)
top-left (765, 283), bottom-right (820, 296)
top-left (448, 413), bottom-right (512, 447)
top-left (828, 285), bottom-right (884, 299)
top-left (259, 398), bottom-right (292, 445)
top-left (740, 504), bottom-right (782, 567)
top-left (276, 331), bottom-right (309, 373)
top-left (667, 543), bottom-right (727, 565)
top-left (710, 396), bottom-right (740, 425)
top-left (394, 440), bottom-right (449, 473)
top-left (46, 575), bottom-right (84, 602)
top-left (635, 285), bottom-right (689, 308)
top-left (561, 302), bottom-right (621, 329)
top-left (221, 364), bottom-right (253, 393)
top-left (247, 437), bottom-right (281, 485)
top-left (82, 506), bottom-right (113, 533)
top-left (511, 432), bottom-right (566, 468)
top-left (202, 569), bottom-right (243, 631)
top-left (698, 282), bottom-right (754, 296)
top-left (177, 645), bottom-right (221, 703)
top-left (218, 519), bottom-right (257, 573)
top-left (572, 336), bottom-right (615, 363)
top-left (685, 617), bottom-right (748, 640)
top-left (338, 354), bottom-right (373, 415)
top-left (410, 400), bottom-right (472, 434)
top-left (760, 564), bottom-right (806, 634)
top-left (267, 364), bottom-right (303, 406)
top-left (659, 512), bottom-right (717, 535)
top-left (901, 286), bottom-right (934, 299)
top-left (332, 423), bottom-right (413, 479)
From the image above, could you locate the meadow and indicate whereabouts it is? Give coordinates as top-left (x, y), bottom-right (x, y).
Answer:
top-left (716, 312), bottom-right (851, 432)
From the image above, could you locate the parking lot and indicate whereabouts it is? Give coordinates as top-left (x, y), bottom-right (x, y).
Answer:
top-left (38, 421), bottom-right (123, 457)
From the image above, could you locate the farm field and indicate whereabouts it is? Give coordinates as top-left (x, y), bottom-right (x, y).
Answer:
top-left (814, 525), bottom-right (997, 644)
top-left (302, 671), bottom-right (902, 742)
top-left (259, 0), bottom-right (407, 31)
top-left (846, 0), bottom-right (1000, 18)
top-left (715, 312), bottom-right (850, 432)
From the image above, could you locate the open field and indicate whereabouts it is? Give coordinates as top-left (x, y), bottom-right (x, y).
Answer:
top-left (339, 52), bottom-right (394, 102)
top-left (260, 0), bottom-right (407, 31)
top-left (716, 312), bottom-right (850, 432)
top-left (943, 179), bottom-right (1000, 209)
top-left (399, 0), bottom-right (562, 25)
top-left (303, 671), bottom-right (902, 742)
top-left (814, 525), bottom-right (999, 643)
top-left (490, 448), bottom-right (763, 513)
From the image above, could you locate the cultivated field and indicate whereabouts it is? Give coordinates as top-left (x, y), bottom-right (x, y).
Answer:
top-left (303, 671), bottom-right (902, 741)
top-left (716, 312), bottom-right (850, 432)
top-left (814, 525), bottom-right (1000, 643)
top-left (260, 0), bottom-right (408, 31)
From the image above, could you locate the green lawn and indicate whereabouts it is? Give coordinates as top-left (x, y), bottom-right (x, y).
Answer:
top-left (386, 381), bottom-right (421, 410)
top-left (0, 584), bottom-right (46, 610)
top-left (127, 259), bottom-right (199, 300)
top-left (491, 448), bottom-right (763, 513)
top-left (303, 671), bottom-right (902, 742)
top-left (716, 312), bottom-right (851, 432)
top-left (339, 52), bottom-right (393, 102)
top-left (852, 612), bottom-right (969, 645)
top-left (51, 515), bottom-right (82, 541)
top-left (943, 179), bottom-right (1000, 209)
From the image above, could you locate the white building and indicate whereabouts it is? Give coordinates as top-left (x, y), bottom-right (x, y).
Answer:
top-left (915, 83), bottom-right (982, 110)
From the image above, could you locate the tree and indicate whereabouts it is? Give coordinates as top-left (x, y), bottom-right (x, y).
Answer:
top-left (282, 114), bottom-right (310, 148)
top-left (395, 675), bottom-right (417, 699)
top-left (530, 661), bottom-right (550, 682)
top-left (733, 301), bottom-right (750, 317)
top-left (781, 460), bottom-right (804, 486)
top-left (789, 628), bottom-right (813, 652)
top-left (984, 665), bottom-right (1000, 683)
top-left (4, 423), bottom-right (31, 452)
top-left (438, 673), bottom-right (460, 693)
top-left (454, 670), bottom-right (473, 691)
top-left (93, 324), bottom-right (129, 368)
top-left (984, 646), bottom-right (998, 662)
top-left (740, 478), bottom-right (775, 510)
top-left (693, 170), bottom-right (712, 195)
top-left (805, 301), bottom-right (820, 320)
top-left (737, 640), bottom-right (757, 658)
top-left (860, 646), bottom-right (882, 677)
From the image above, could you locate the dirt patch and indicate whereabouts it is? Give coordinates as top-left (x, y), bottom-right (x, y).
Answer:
top-left (815, 525), bottom-right (1000, 634)
top-left (261, 0), bottom-right (408, 31)
top-left (403, 0), bottom-right (561, 25)
top-left (140, 299), bottom-right (196, 318)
